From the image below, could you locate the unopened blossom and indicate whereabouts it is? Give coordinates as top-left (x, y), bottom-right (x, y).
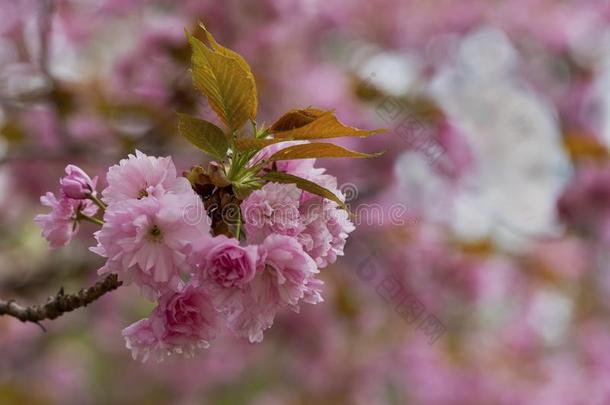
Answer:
top-left (241, 182), bottom-right (304, 244)
top-left (122, 281), bottom-right (218, 362)
top-left (227, 234), bottom-right (321, 342)
top-left (59, 164), bottom-right (98, 199)
top-left (91, 192), bottom-right (211, 299)
top-left (102, 150), bottom-right (191, 204)
top-left (35, 192), bottom-right (98, 249)
top-left (193, 235), bottom-right (260, 312)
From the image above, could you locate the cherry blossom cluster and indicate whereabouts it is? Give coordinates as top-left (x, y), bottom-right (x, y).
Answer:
top-left (35, 147), bottom-right (354, 361)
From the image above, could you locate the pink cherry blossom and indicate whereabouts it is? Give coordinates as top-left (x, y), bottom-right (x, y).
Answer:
top-left (241, 182), bottom-right (304, 244)
top-left (241, 177), bottom-right (354, 267)
top-left (227, 234), bottom-right (321, 342)
top-left (193, 234), bottom-right (261, 312)
top-left (293, 169), bottom-right (353, 257)
top-left (59, 164), bottom-right (98, 199)
top-left (34, 192), bottom-right (98, 249)
top-left (299, 197), bottom-right (355, 268)
top-left (261, 233), bottom-right (321, 308)
top-left (91, 192), bottom-right (211, 299)
top-left (122, 281), bottom-right (218, 362)
top-left (102, 149), bottom-right (191, 204)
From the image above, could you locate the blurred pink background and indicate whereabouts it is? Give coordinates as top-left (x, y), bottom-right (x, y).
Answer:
top-left (2, 1), bottom-right (610, 404)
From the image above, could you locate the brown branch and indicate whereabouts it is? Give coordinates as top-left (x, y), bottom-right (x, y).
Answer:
top-left (0, 274), bottom-right (122, 325)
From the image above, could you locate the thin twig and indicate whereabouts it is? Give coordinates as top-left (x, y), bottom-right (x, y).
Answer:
top-left (0, 274), bottom-right (122, 325)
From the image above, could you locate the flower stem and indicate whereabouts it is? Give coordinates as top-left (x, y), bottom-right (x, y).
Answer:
top-left (78, 212), bottom-right (104, 226)
top-left (88, 193), bottom-right (107, 211)
top-left (235, 209), bottom-right (242, 240)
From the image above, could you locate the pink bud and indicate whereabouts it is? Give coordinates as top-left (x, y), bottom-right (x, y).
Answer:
top-left (59, 164), bottom-right (97, 199)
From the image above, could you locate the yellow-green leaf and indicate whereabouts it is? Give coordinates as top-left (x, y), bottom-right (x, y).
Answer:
top-left (272, 109), bottom-right (385, 140)
top-left (198, 24), bottom-right (256, 85)
top-left (263, 171), bottom-right (346, 209)
top-left (178, 113), bottom-right (228, 159)
top-left (267, 142), bottom-right (383, 161)
top-left (187, 30), bottom-right (257, 131)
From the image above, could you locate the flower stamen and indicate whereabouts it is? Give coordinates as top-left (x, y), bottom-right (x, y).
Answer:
top-left (148, 224), bottom-right (163, 242)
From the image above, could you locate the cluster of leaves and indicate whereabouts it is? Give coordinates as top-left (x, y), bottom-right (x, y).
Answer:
top-left (179, 24), bottom-right (384, 215)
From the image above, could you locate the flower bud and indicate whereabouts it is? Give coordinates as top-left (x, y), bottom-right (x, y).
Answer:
top-left (60, 165), bottom-right (97, 199)
top-left (207, 162), bottom-right (230, 187)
